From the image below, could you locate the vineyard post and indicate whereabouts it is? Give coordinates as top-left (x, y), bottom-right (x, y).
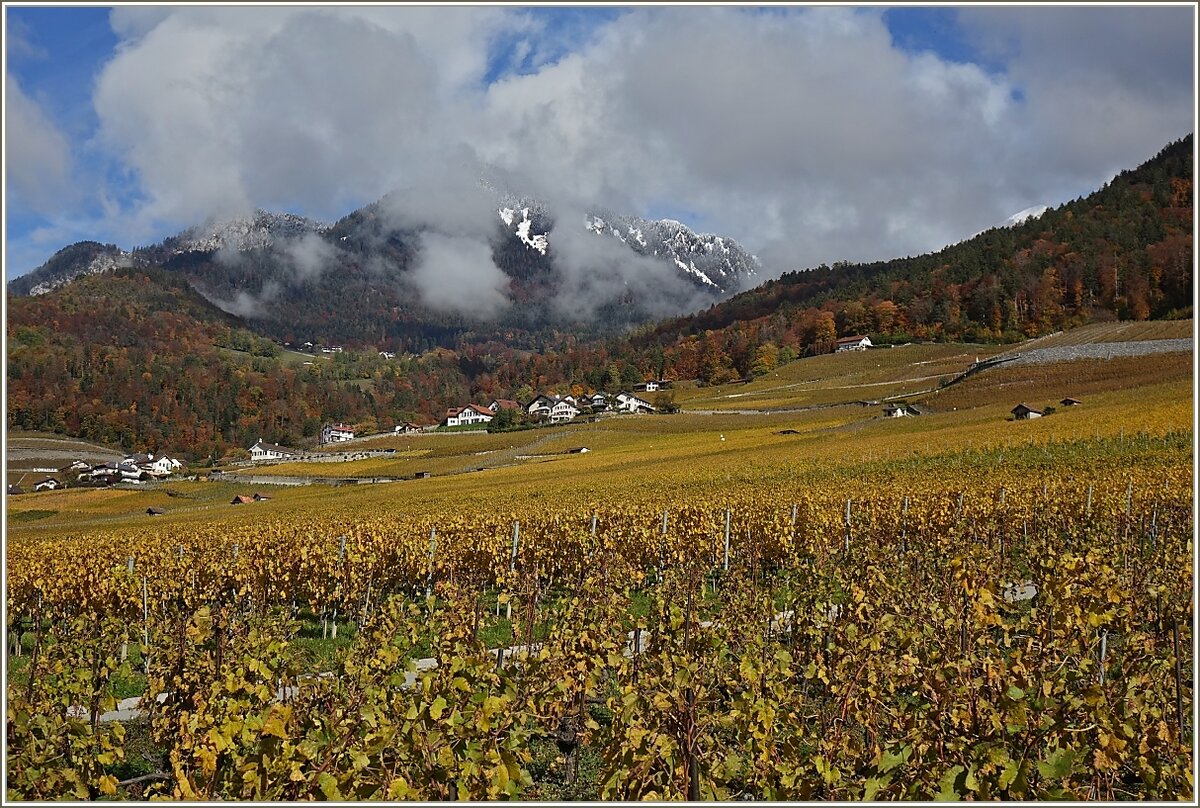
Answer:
top-left (791, 502), bottom-right (798, 529)
top-left (900, 496), bottom-right (909, 555)
top-left (844, 499), bottom-right (851, 554)
top-left (723, 509), bottom-right (731, 572)
top-left (1086, 484), bottom-right (1093, 520)
top-left (425, 528), bottom-right (437, 600)
top-left (360, 579), bottom-right (372, 629)
top-left (508, 521), bottom-right (520, 621)
top-left (331, 535), bottom-right (347, 639)
top-left (590, 513), bottom-right (597, 536)
top-left (26, 591), bottom-right (42, 704)
top-left (1173, 620), bottom-right (1185, 733)
top-left (1099, 629), bottom-right (1108, 685)
top-left (142, 575), bottom-right (149, 676)
top-left (122, 556), bottom-right (135, 661)
top-left (662, 511), bottom-right (668, 535)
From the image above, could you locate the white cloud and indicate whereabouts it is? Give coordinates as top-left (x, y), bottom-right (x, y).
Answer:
top-left (9, 5), bottom-right (1194, 284)
top-left (409, 232), bottom-right (510, 317)
top-left (5, 75), bottom-right (73, 214)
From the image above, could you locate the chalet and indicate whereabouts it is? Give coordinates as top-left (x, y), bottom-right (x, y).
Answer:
top-left (836, 335), bottom-right (873, 352)
top-left (1011, 403), bottom-right (1043, 420)
top-left (231, 495), bottom-right (255, 505)
top-left (146, 507), bottom-right (165, 516)
top-left (443, 404), bottom-right (494, 428)
top-left (488, 399), bottom-right (522, 413)
top-left (147, 456), bottom-right (184, 476)
top-left (547, 399), bottom-right (581, 423)
top-left (250, 439), bottom-right (298, 462)
top-left (633, 381), bottom-right (660, 393)
top-left (589, 391), bottom-right (610, 410)
top-left (525, 394), bottom-right (557, 418)
top-left (33, 477), bottom-right (61, 492)
top-left (614, 392), bottom-right (655, 414)
top-left (393, 422), bottom-right (423, 435)
top-left (1060, 397), bottom-right (1082, 407)
top-left (321, 423), bottom-right (355, 444)
top-left (252, 493), bottom-right (272, 502)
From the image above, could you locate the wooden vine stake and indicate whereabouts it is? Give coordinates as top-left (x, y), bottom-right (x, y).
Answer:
top-left (507, 521), bottom-right (519, 620)
top-left (1173, 620), bottom-right (1185, 733)
top-left (723, 509), bottom-right (731, 572)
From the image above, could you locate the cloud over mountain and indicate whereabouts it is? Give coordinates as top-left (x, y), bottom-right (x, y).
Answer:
top-left (8, 6), bottom-right (1195, 283)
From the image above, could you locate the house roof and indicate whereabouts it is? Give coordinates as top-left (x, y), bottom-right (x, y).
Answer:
top-left (252, 440), bottom-right (294, 455)
top-left (1011, 403), bottom-right (1043, 414)
top-left (490, 399), bottom-right (521, 410)
top-left (231, 495), bottom-right (255, 504)
top-left (836, 335), bottom-right (869, 344)
top-left (1060, 397), bottom-right (1082, 404)
top-left (147, 507), bottom-right (165, 515)
top-left (327, 423), bottom-right (354, 432)
top-left (465, 404), bottom-right (494, 416)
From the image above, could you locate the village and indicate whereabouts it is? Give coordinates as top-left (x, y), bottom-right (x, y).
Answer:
top-left (7, 336), bottom-right (1083, 495)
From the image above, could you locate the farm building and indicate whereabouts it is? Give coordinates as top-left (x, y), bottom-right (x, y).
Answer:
top-left (415, 471), bottom-right (431, 479)
top-left (393, 422), bottom-right (423, 435)
top-left (34, 477), bottom-right (61, 491)
top-left (253, 493), bottom-right (272, 502)
top-left (1060, 397), bottom-right (1082, 407)
top-left (882, 404), bottom-right (911, 418)
top-left (250, 440), bottom-right (297, 461)
top-left (1011, 403), bottom-right (1044, 420)
top-left (7, 485), bottom-right (25, 496)
top-left (633, 379), bottom-right (672, 393)
top-left (146, 507), bottom-right (165, 516)
top-left (230, 495), bottom-right (255, 505)
top-left (836, 335), bottom-right (873, 352)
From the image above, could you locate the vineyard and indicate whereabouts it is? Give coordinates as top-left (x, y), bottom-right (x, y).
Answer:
top-left (5, 429), bottom-right (1193, 800)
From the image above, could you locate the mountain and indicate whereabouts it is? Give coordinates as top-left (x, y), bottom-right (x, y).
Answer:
top-left (584, 212), bottom-right (757, 294)
top-left (9, 192), bottom-right (759, 349)
top-left (7, 136), bottom-right (1189, 458)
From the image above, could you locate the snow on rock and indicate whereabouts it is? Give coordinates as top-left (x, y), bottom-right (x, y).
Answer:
top-left (1003, 205), bottom-right (1050, 227)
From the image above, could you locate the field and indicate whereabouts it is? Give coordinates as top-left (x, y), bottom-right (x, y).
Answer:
top-left (5, 332), bottom-right (1194, 800)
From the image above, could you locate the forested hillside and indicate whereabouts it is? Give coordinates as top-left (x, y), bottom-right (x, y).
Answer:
top-left (624, 136), bottom-right (1192, 383)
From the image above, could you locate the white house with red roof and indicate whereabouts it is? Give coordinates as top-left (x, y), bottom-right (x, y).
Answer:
top-left (443, 404), bottom-right (494, 428)
top-left (321, 423), bottom-right (356, 444)
top-left (835, 335), bottom-right (873, 352)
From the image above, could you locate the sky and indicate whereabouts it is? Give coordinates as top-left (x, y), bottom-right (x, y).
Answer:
top-left (4, 4), bottom-right (1196, 286)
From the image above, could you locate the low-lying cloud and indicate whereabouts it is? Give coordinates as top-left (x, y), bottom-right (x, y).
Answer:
top-left (409, 232), bottom-right (510, 318)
